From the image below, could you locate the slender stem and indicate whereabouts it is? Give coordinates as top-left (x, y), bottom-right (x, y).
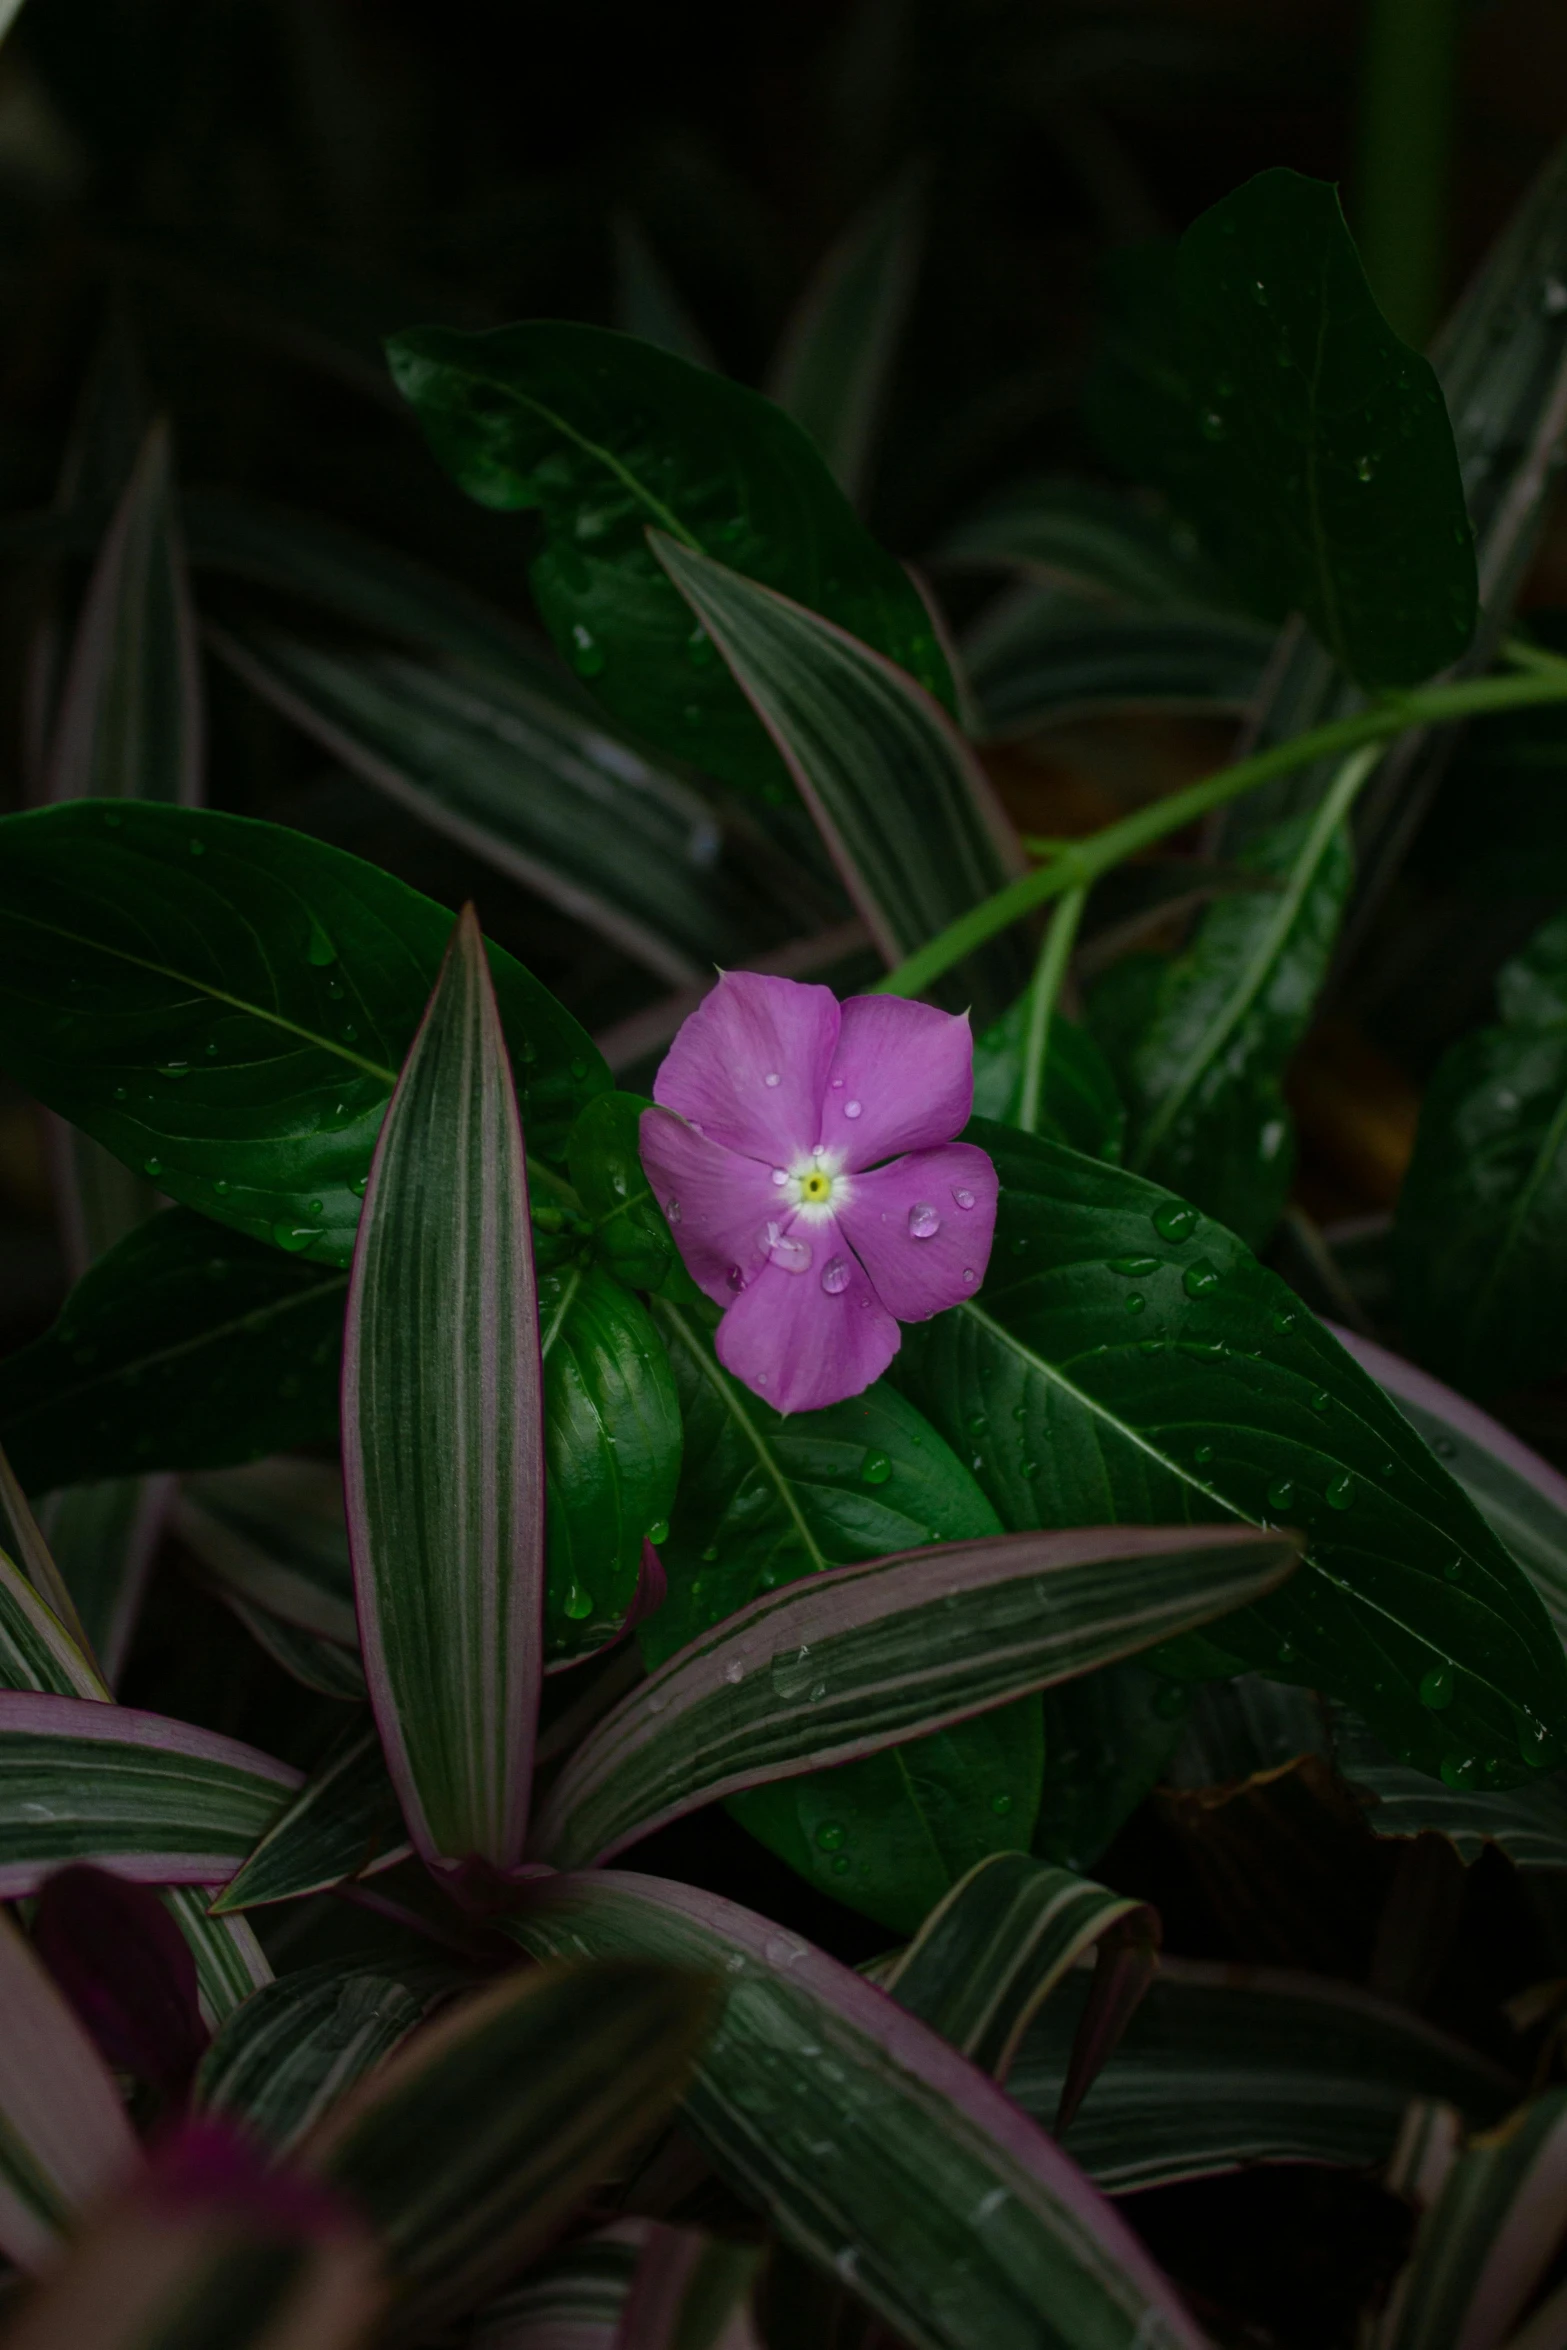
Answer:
top-left (1017, 885), bottom-right (1087, 1135)
top-left (872, 666), bottom-right (1567, 1001)
top-left (1502, 634), bottom-right (1567, 679)
top-left (1354, 0), bottom-right (1462, 349)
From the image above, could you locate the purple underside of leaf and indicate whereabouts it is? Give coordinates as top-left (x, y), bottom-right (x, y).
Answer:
top-left (33, 1864), bottom-right (209, 2097)
top-left (527, 1524), bottom-right (1296, 1866)
top-left (0, 1689), bottom-right (303, 1779)
top-left (342, 902), bottom-right (545, 1877)
top-left (1328, 1320), bottom-right (1567, 1509)
top-left (521, 1869), bottom-right (1208, 2350)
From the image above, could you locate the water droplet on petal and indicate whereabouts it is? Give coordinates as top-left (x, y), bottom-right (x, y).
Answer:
top-left (771, 1168), bottom-right (789, 1187)
top-left (962, 1267), bottom-right (977, 1285)
top-left (770, 1230), bottom-right (812, 1275)
top-left (844, 1099), bottom-right (862, 1119)
top-left (908, 1202), bottom-right (940, 1239)
top-left (726, 1263), bottom-right (747, 1292)
top-left (954, 1187), bottom-right (976, 1210)
top-left (665, 1197), bottom-right (682, 1225)
top-left (764, 1070), bottom-right (780, 1087)
top-left (860, 1449), bottom-right (892, 1485)
top-left (822, 1256), bottom-right (852, 1295)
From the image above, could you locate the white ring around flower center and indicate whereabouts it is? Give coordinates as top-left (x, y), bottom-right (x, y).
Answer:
top-left (783, 1147), bottom-right (851, 1223)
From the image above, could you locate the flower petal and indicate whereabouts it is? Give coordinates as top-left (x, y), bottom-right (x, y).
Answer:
top-left (836, 1142), bottom-right (998, 1321)
top-left (654, 970), bottom-right (840, 1164)
top-left (639, 1107), bottom-right (782, 1309)
top-left (716, 1229), bottom-right (901, 1414)
top-left (822, 996), bottom-right (975, 1170)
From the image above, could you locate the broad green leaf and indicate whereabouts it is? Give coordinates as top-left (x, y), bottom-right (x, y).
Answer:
top-left (613, 216), bottom-right (717, 371)
top-left (36, 1477), bottom-right (169, 1688)
top-left (530, 1525), bottom-right (1297, 1872)
top-left (540, 1264), bottom-right (680, 1660)
top-left (935, 475), bottom-right (1238, 607)
top-left (1008, 1957), bottom-right (1514, 2194)
top-left (469, 2223), bottom-right (645, 2349)
top-left (0, 1691), bottom-right (298, 1894)
top-left (972, 999), bottom-right (1125, 1163)
top-left (1333, 1713), bottom-right (1567, 1871)
top-left (195, 1962), bottom-right (444, 2149)
top-left (965, 590), bottom-right (1272, 737)
top-left (1330, 1322), bottom-right (1567, 1653)
top-left (1103, 750), bottom-right (1368, 1250)
top-left (768, 169), bottom-right (924, 508)
top-left (1395, 909), bottom-right (1567, 1396)
top-left (1034, 1663), bottom-right (1193, 1873)
top-left (213, 627), bottom-right (796, 987)
top-left (0, 1905), bottom-right (139, 2271)
top-left (212, 1723), bottom-right (407, 1914)
top-left (0, 802), bottom-right (606, 1271)
top-left (1374, 2091), bottom-right (1567, 2350)
top-left (647, 1304), bottom-right (1041, 1928)
top-left (896, 1120), bottom-right (1567, 1782)
top-left (0, 1209), bottom-right (344, 1494)
top-left (343, 907), bottom-right (544, 1876)
top-left (507, 1871), bottom-right (1209, 2350)
top-left (653, 536), bottom-right (1026, 1017)
top-left (301, 1960), bottom-right (716, 2342)
top-left (567, 1089), bottom-right (679, 1292)
top-left (386, 320), bottom-right (953, 798)
top-left (1091, 168), bottom-right (1476, 690)
top-left (883, 1850), bottom-right (1153, 2084)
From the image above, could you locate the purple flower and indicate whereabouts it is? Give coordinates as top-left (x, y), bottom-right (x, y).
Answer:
top-left (639, 973), bottom-right (997, 1413)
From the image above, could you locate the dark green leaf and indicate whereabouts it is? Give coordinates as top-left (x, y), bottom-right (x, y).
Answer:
top-left (647, 1301), bottom-right (1040, 1929)
top-left (540, 1264), bottom-right (681, 1658)
top-left (972, 1000), bottom-right (1125, 1163)
top-left (172, 1459), bottom-right (357, 1652)
top-left (567, 1090), bottom-right (678, 1291)
top-left (1334, 1713), bottom-right (1567, 1872)
top-left (1375, 2090), bottom-right (1567, 2350)
top-left (0, 1209), bottom-right (344, 1495)
top-left (1396, 909), bottom-right (1567, 1396)
top-left (935, 475), bottom-right (1238, 607)
top-left (211, 1724), bottom-right (407, 1914)
top-left (195, 1961), bottom-right (444, 2149)
top-left (386, 321), bottom-right (953, 798)
top-left (37, 1478), bottom-right (168, 1689)
top-left (965, 591), bottom-right (1272, 736)
top-left (1034, 1662), bottom-right (1193, 1873)
top-left (896, 1121), bottom-right (1567, 1783)
top-left (0, 802), bottom-right (606, 1269)
top-left (1091, 169), bottom-right (1476, 690)
top-left (613, 216), bottom-right (717, 371)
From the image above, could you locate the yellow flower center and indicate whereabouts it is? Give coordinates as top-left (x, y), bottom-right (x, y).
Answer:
top-left (801, 1169), bottom-right (833, 1204)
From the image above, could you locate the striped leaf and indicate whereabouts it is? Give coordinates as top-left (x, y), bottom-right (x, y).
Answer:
top-left (964, 593), bottom-right (1272, 737)
top-left (1375, 2091), bottom-right (1567, 2350)
top-left (174, 1461), bottom-right (356, 1650)
top-left (195, 1963), bottom-right (448, 2150)
top-left (161, 1888), bottom-right (270, 2029)
top-left (300, 1961), bottom-right (716, 2342)
top-left (935, 476), bottom-right (1240, 606)
top-left (506, 1871), bottom-right (1210, 2350)
top-left (529, 1525), bottom-right (1298, 1870)
top-left (36, 1477), bottom-right (170, 1690)
top-left (212, 1724), bottom-right (408, 1914)
top-left (1006, 1959), bottom-right (1514, 2195)
top-left (652, 534), bottom-right (1027, 1017)
top-left (0, 1690), bottom-right (299, 1894)
top-left (0, 1905), bottom-right (141, 2271)
top-left (1333, 1715), bottom-right (1567, 1873)
top-left (615, 2224), bottom-right (763, 2350)
top-left (883, 1851), bottom-right (1156, 2088)
top-left (343, 904), bottom-right (545, 1877)
top-left (0, 1443), bottom-right (96, 1665)
top-left (469, 2222), bottom-right (648, 2349)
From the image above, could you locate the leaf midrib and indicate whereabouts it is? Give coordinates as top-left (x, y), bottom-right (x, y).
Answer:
top-left (489, 383), bottom-right (703, 554)
top-left (656, 1303), bottom-right (827, 1573)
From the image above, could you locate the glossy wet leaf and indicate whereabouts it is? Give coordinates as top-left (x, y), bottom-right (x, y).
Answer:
top-left (507, 1871), bottom-right (1209, 2350)
top-left (195, 1961), bottom-right (444, 2149)
top-left (0, 802), bottom-right (605, 1271)
top-left (567, 1089), bottom-right (679, 1292)
top-left (972, 999), bottom-right (1125, 1163)
top-left (1333, 1713), bottom-right (1567, 1873)
top-left (1091, 168), bottom-right (1476, 690)
top-left (897, 1120), bottom-right (1567, 1783)
top-left (0, 1209), bottom-right (344, 1495)
top-left (387, 321), bottom-right (953, 799)
top-left (343, 908), bottom-right (544, 1877)
top-left (1395, 909), bottom-right (1567, 1397)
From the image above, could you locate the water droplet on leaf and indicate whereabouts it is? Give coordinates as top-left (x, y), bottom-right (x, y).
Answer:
top-left (1420, 1665), bottom-right (1456, 1711)
top-left (1183, 1260), bottom-right (1219, 1298)
top-left (1152, 1201), bottom-right (1198, 1242)
top-left (1326, 1473), bottom-right (1354, 1510)
top-left (860, 1449), bottom-right (892, 1485)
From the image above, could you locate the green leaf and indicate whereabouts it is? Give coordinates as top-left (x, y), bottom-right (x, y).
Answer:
top-left (972, 1000), bottom-right (1125, 1162)
top-left (1091, 169), bottom-right (1476, 690)
top-left (35, 1478), bottom-right (167, 1690)
top-left (646, 1303), bottom-right (1040, 1929)
top-left (195, 1961), bottom-right (443, 2149)
top-left (468, 2225), bottom-right (643, 2349)
top-left (1334, 1713), bottom-right (1567, 1871)
top-left (935, 475), bottom-right (1239, 607)
top-left (1034, 1664), bottom-right (1193, 1874)
top-left (211, 1723), bottom-right (407, 1914)
top-left (1395, 909), bottom-right (1567, 1396)
top-left (613, 216), bottom-right (717, 371)
top-left (161, 1886), bottom-right (271, 2029)
top-left (0, 802), bottom-right (606, 1271)
top-left (0, 1692), bottom-right (298, 1895)
top-left (965, 592), bottom-right (1272, 736)
top-left (896, 1120), bottom-right (1567, 1782)
top-left (212, 627), bottom-right (795, 988)
top-left (386, 321), bottom-right (953, 798)
top-left (0, 1904), bottom-right (139, 2272)
top-left (507, 1872), bottom-right (1209, 2350)
top-left (1106, 750), bottom-right (1369, 1250)
top-left (568, 1089), bottom-right (679, 1292)
top-left (1008, 1957), bottom-right (1514, 2194)
top-left (540, 1264), bottom-right (680, 1660)
top-left (174, 1459), bottom-right (362, 1697)
top-left (344, 906), bottom-right (544, 1878)
top-left (767, 169), bottom-right (924, 509)
top-left (530, 1523), bottom-right (1296, 1873)
top-left (0, 1209), bottom-right (344, 1494)
top-left (301, 1960), bottom-right (716, 2342)
top-left (0, 1540), bottom-right (108, 1702)
top-left (1375, 2091), bottom-right (1567, 2350)
top-left (652, 536), bottom-right (1026, 1017)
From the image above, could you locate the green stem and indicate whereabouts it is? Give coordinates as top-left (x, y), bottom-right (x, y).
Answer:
top-left (1355, 0), bottom-right (1462, 349)
top-left (1017, 885), bottom-right (1087, 1136)
top-left (872, 667), bottom-right (1567, 1001)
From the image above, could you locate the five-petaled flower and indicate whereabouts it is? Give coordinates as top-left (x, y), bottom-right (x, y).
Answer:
top-left (639, 972), bottom-right (998, 1414)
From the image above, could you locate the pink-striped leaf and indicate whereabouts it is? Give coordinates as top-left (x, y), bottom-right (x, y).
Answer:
top-left (528, 1525), bottom-right (1298, 1869)
top-left (0, 1904), bottom-right (141, 2272)
top-left (343, 904), bottom-right (545, 1879)
top-left (504, 1872), bottom-right (1208, 2350)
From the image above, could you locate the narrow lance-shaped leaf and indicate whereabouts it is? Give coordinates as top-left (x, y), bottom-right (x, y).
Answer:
top-left (467, 2223), bottom-right (649, 2350)
top-left (37, 1476), bottom-right (172, 1691)
top-left (299, 1961), bottom-right (716, 2344)
top-left (344, 905), bottom-right (545, 1877)
top-left (0, 1443), bottom-right (97, 1663)
top-left (0, 1905), bottom-right (140, 2272)
top-left (194, 1962), bottom-right (449, 2152)
top-left (211, 1724), bottom-right (408, 1915)
top-left (530, 1523), bottom-right (1298, 1870)
top-left (1374, 2090), bottom-right (1567, 2350)
top-left (616, 2224), bottom-right (764, 2350)
top-left (653, 534), bottom-right (1027, 1018)
top-left (506, 1871), bottom-right (1210, 2350)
